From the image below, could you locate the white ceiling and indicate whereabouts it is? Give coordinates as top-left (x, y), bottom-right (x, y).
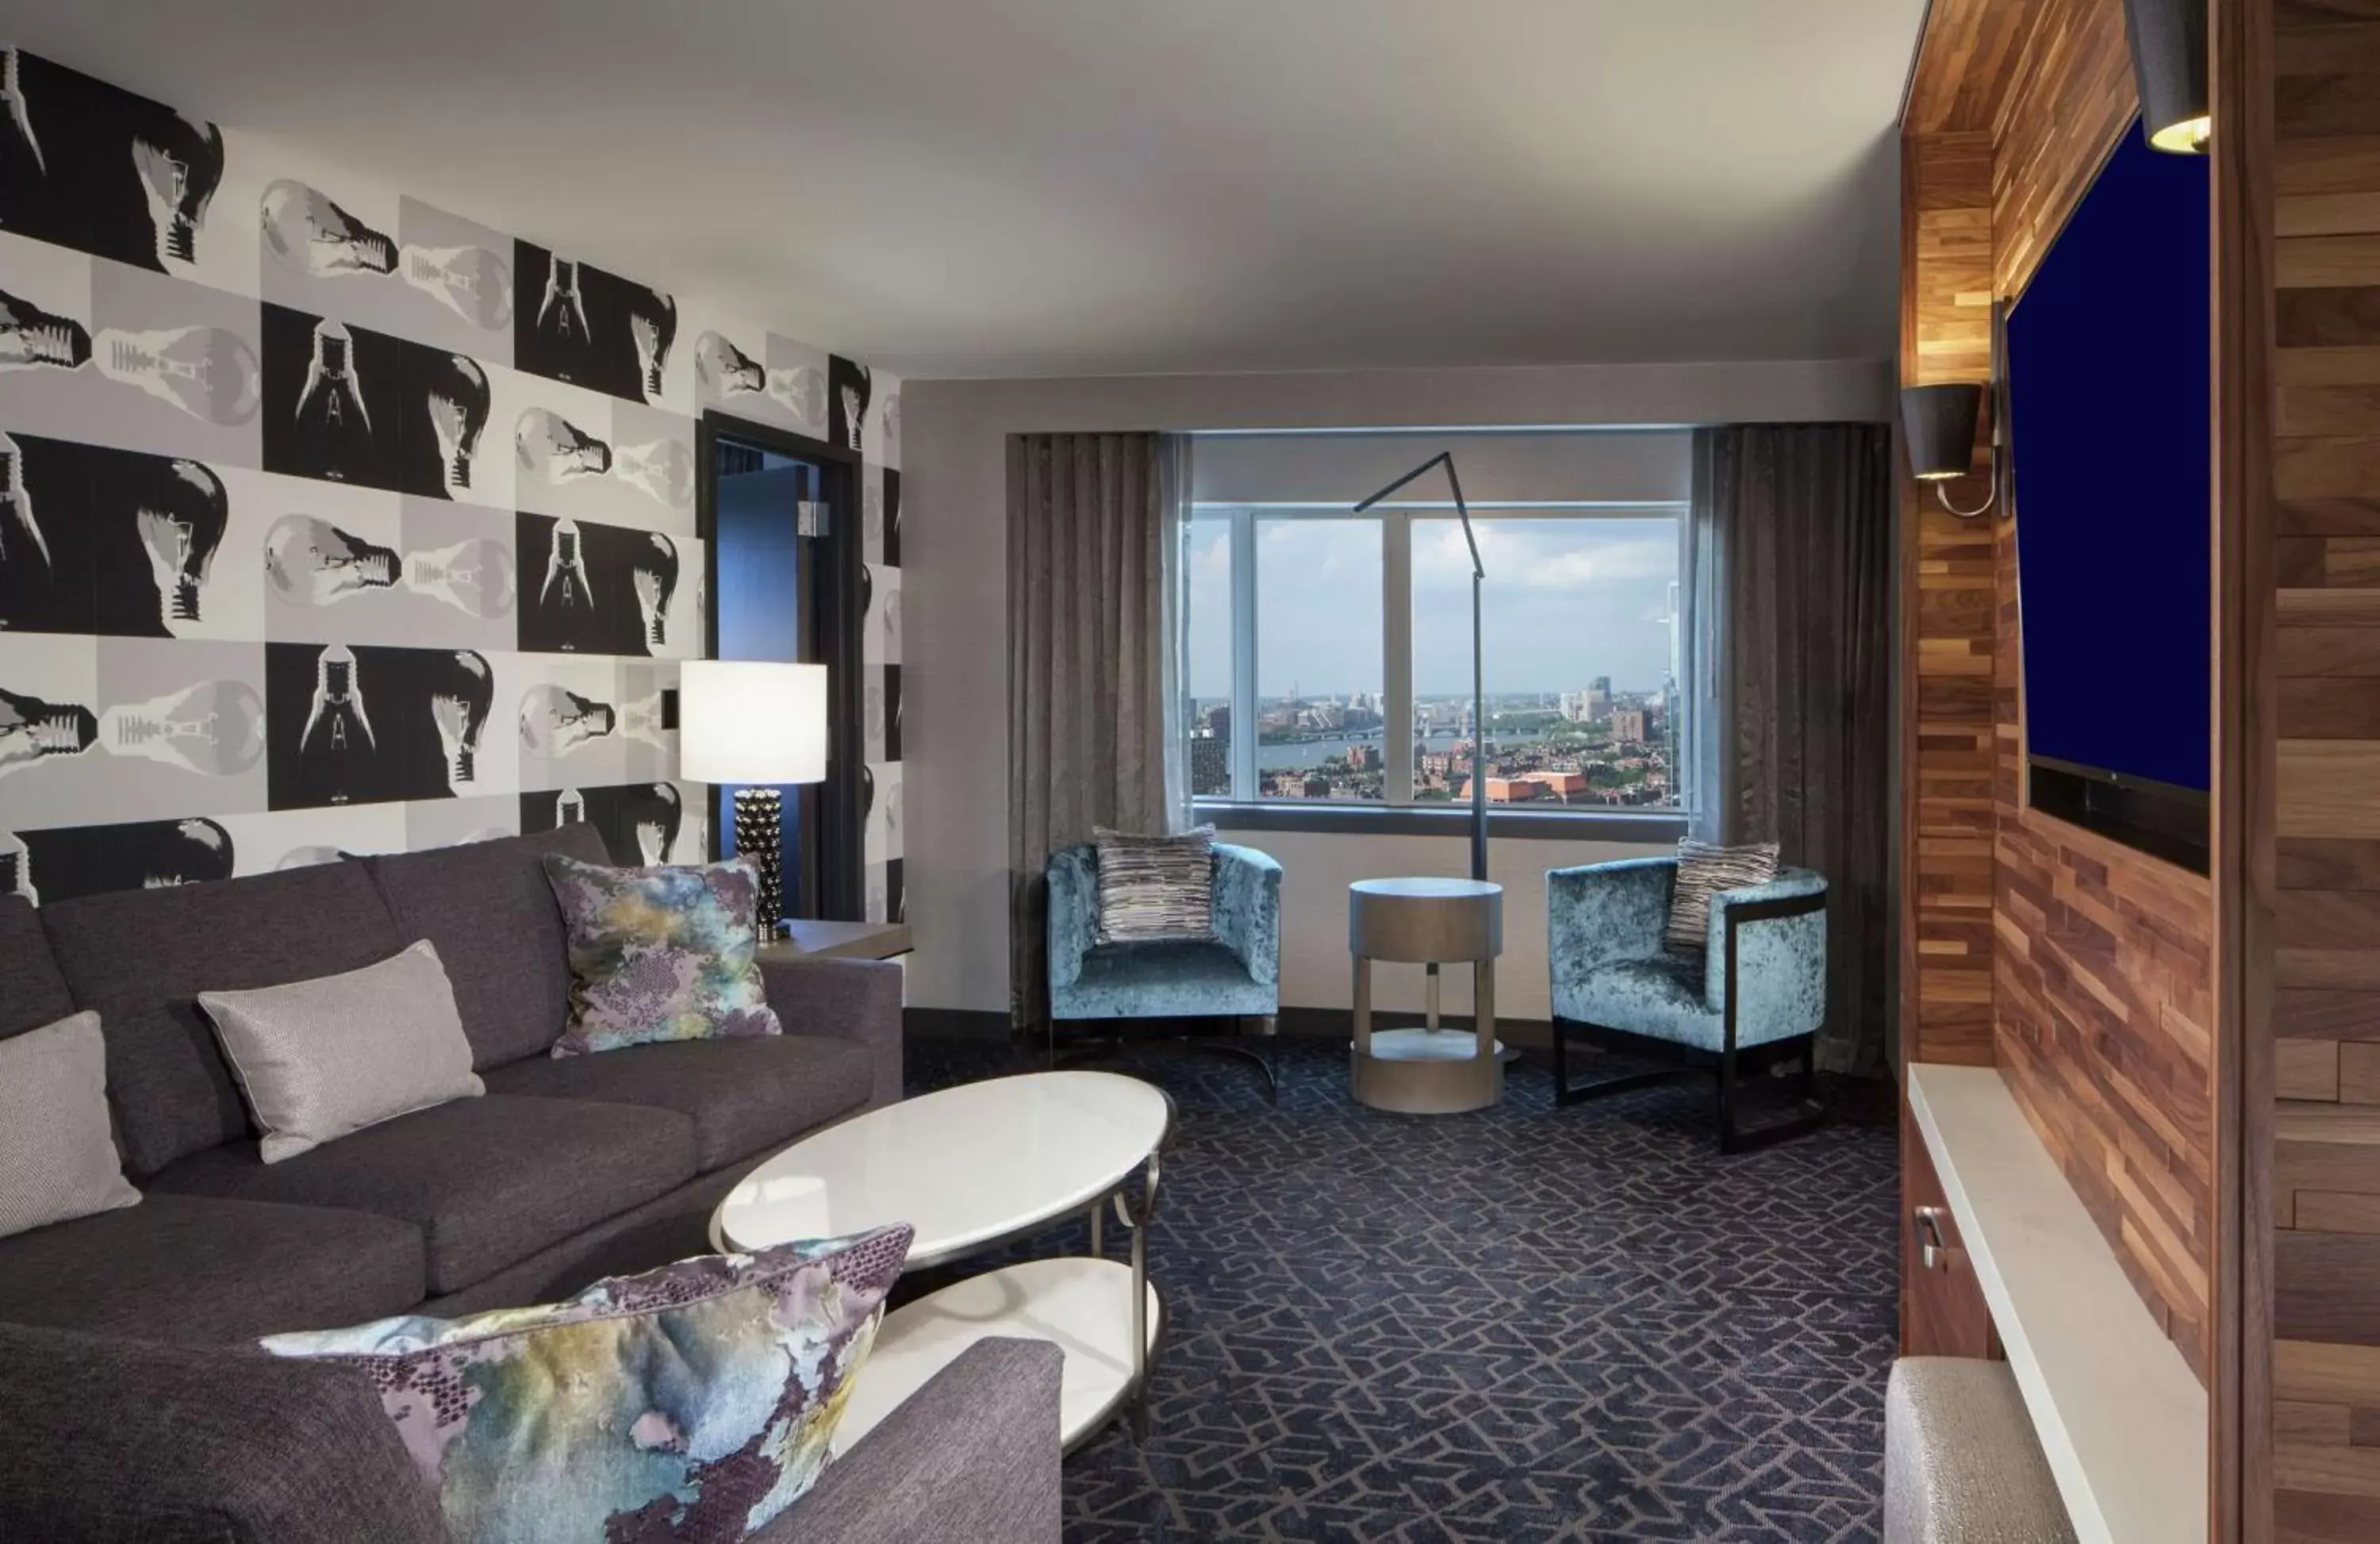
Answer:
top-left (4, 0), bottom-right (1924, 379)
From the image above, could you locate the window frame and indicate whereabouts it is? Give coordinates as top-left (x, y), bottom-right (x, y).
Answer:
top-left (1187, 498), bottom-right (1691, 839)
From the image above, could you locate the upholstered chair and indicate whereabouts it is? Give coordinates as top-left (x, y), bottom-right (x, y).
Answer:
top-left (1545, 855), bottom-right (1826, 1152)
top-left (1045, 841), bottom-right (1282, 1100)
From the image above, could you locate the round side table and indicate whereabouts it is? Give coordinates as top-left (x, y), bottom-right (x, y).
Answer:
top-left (1348, 877), bottom-right (1503, 1114)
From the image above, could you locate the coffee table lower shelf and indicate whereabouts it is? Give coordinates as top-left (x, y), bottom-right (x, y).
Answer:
top-left (834, 1257), bottom-right (1165, 1457)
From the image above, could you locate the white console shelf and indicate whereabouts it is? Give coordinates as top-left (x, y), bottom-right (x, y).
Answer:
top-left (1905, 1063), bottom-right (2207, 1544)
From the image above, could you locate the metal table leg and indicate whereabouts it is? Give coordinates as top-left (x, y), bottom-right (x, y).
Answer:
top-left (1112, 1149), bottom-right (1162, 1442)
top-left (1352, 953), bottom-right (1373, 1054)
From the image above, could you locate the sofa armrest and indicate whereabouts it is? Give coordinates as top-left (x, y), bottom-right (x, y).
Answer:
top-left (1210, 843), bottom-right (1281, 986)
top-left (762, 1337), bottom-right (1064, 1544)
top-left (1044, 843), bottom-right (1100, 993)
top-left (758, 955), bottom-right (904, 1110)
top-left (0, 1320), bottom-right (454, 1544)
top-left (1546, 857), bottom-right (1677, 984)
top-left (1703, 867), bottom-right (1829, 1031)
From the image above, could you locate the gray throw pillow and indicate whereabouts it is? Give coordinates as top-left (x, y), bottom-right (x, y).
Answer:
top-left (1664, 838), bottom-right (1782, 954)
top-left (199, 939), bottom-right (484, 1165)
top-left (0, 1012), bottom-right (140, 1240)
top-left (1092, 825), bottom-right (1216, 943)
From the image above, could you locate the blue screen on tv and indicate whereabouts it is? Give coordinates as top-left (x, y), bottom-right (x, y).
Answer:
top-left (2006, 122), bottom-right (2210, 793)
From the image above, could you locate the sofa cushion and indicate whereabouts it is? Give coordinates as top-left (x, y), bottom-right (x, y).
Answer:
top-left (146, 1094), bottom-right (700, 1295)
top-left (200, 939), bottom-right (485, 1165)
top-left (0, 1012), bottom-right (141, 1240)
top-left (40, 860), bottom-right (407, 1177)
top-left (0, 893), bottom-right (75, 1039)
top-left (1664, 837), bottom-right (1780, 954)
top-left (543, 852), bottom-right (782, 1055)
top-left (264, 1227), bottom-right (914, 1544)
top-left (0, 1193), bottom-right (426, 1345)
top-left (1092, 824), bottom-right (1216, 943)
top-left (484, 1035), bottom-right (876, 1170)
top-left (364, 824), bottom-right (609, 1068)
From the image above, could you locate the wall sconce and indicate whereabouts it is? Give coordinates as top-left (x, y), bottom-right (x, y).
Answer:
top-left (2122, 0), bottom-right (2209, 153)
top-left (1899, 303), bottom-right (2004, 520)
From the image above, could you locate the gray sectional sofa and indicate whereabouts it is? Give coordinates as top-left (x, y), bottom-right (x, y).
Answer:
top-left (0, 824), bottom-right (1061, 1543)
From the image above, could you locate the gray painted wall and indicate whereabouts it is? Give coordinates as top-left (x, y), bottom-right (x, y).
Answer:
top-left (901, 358), bottom-right (1891, 1015)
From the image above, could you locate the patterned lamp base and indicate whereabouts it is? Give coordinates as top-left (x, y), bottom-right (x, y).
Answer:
top-left (731, 786), bottom-right (784, 938)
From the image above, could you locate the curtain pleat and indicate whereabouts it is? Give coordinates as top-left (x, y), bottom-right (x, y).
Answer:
top-left (1686, 424), bottom-right (1894, 1077)
top-left (1007, 432), bottom-right (1179, 1028)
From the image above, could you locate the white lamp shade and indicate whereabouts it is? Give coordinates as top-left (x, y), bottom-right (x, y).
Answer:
top-left (678, 660), bottom-right (828, 785)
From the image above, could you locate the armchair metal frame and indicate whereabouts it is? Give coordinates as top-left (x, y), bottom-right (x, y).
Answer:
top-left (1551, 887), bottom-right (1828, 1154)
top-left (1036, 1016), bottom-right (1280, 1106)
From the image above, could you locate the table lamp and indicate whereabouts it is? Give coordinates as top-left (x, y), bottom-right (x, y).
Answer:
top-left (678, 659), bottom-right (828, 937)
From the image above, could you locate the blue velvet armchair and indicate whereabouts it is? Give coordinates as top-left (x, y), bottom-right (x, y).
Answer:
top-left (1545, 855), bottom-right (1827, 1152)
top-left (1046, 841), bottom-right (1283, 1100)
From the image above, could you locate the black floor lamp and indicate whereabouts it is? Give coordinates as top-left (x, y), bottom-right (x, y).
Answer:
top-left (1356, 452), bottom-right (1487, 881)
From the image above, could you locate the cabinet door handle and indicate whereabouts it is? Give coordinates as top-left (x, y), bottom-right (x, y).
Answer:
top-left (1913, 1205), bottom-right (1952, 1270)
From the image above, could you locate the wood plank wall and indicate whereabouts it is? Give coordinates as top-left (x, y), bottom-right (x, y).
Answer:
top-left (1902, 129), bottom-right (2001, 1070)
top-left (1901, 0), bottom-right (2221, 1383)
top-left (2265, 0), bottom-right (2380, 1529)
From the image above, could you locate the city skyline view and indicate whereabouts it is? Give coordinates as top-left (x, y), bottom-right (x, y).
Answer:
top-left (1186, 514), bottom-right (1682, 701)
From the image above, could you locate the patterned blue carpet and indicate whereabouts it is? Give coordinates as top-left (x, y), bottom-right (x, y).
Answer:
top-left (908, 1036), bottom-right (1898, 1544)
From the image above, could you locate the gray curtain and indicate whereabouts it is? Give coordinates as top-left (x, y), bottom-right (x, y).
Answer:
top-left (1683, 424), bottom-right (1893, 1077)
top-left (1007, 432), bottom-right (1188, 1028)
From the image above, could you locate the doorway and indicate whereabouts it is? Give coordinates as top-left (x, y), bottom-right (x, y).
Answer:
top-left (697, 413), bottom-right (866, 921)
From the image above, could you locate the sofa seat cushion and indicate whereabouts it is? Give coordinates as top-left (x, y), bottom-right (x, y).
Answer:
top-left (0, 1193), bottom-right (426, 1345)
top-left (365, 824), bottom-right (609, 1069)
top-left (1054, 939), bottom-right (1274, 1021)
top-left (483, 1035), bottom-right (874, 1170)
top-left (39, 859), bottom-right (407, 1177)
top-left (147, 1095), bottom-right (699, 1295)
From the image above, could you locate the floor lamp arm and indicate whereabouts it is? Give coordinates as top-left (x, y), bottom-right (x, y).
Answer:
top-left (1353, 452), bottom-right (1488, 882)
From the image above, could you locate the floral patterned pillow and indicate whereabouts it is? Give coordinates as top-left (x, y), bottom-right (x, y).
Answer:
top-left (541, 854), bottom-right (783, 1056)
top-left (262, 1225), bottom-right (913, 1544)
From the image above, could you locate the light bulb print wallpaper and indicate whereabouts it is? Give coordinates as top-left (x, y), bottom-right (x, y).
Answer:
top-left (0, 47), bottom-right (903, 912)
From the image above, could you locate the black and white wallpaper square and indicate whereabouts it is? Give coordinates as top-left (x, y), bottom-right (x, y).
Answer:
top-left (0, 48), bottom-right (905, 917)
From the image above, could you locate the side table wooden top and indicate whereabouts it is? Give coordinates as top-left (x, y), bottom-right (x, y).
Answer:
top-left (1349, 877), bottom-right (1503, 963)
top-left (762, 920), bottom-right (913, 961)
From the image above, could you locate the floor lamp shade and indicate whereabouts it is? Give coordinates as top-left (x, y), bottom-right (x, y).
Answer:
top-left (678, 661), bottom-right (829, 785)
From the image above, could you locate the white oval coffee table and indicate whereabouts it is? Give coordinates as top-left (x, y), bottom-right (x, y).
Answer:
top-left (711, 1070), bottom-right (1173, 1454)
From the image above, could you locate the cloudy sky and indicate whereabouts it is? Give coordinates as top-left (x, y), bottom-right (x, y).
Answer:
top-left (1187, 514), bottom-right (1679, 701)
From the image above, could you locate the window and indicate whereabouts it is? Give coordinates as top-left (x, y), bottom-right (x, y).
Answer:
top-left (1410, 517), bottom-right (1680, 810)
top-left (1254, 518), bottom-right (1383, 801)
top-left (1187, 497), bottom-right (1684, 814)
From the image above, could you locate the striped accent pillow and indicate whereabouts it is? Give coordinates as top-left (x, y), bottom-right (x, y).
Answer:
top-left (1092, 825), bottom-right (1216, 943)
top-left (1665, 839), bottom-right (1781, 955)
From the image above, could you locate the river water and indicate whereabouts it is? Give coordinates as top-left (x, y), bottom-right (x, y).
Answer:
top-left (1253, 724), bottom-right (1557, 773)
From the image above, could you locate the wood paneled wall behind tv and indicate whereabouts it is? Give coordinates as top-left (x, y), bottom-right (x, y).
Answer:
top-left (1899, 0), bottom-right (2217, 1382)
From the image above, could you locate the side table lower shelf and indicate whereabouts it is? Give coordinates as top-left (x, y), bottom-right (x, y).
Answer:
top-left (833, 1258), bottom-right (1165, 1456)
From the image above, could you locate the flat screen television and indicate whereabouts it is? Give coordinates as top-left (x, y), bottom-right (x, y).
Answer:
top-left (2004, 118), bottom-right (2211, 872)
